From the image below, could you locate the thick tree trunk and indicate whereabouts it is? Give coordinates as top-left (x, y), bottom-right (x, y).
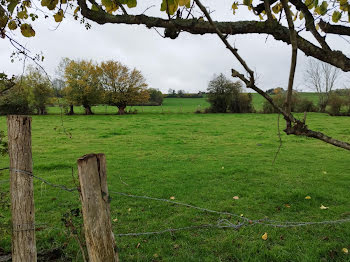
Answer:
top-left (77, 154), bottom-right (119, 262)
top-left (84, 105), bottom-right (93, 115)
top-left (7, 115), bottom-right (37, 262)
top-left (117, 106), bottom-right (126, 115)
top-left (37, 107), bottom-right (47, 115)
top-left (68, 105), bottom-right (74, 115)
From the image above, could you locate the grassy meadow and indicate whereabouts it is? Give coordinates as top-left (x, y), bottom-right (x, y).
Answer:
top-left (1, 96), bottom-right (350, 261)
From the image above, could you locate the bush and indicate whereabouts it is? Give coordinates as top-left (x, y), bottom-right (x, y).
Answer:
top-left (0, 130), bottom-right (7, 156)
top-left (148, 88), bottom-right (163, 105)
top-left (262, 91), bottom-right (299, 113)
top-left (328, 93), bottom-right (344, 115)
top-left (0, 84), bottom-right (32, 115)
top-left (295, 98), bottom-right (318, 113)
top-left (207, 74), bottom-right (254, 113)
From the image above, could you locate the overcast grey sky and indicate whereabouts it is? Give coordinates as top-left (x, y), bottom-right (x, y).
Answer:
top-left (0, 0), bottom-right (349, 93)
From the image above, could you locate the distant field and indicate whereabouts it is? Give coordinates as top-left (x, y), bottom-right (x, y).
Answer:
top-left (47, 92), bottom-right (320, 115)
top-left (1, 95), bottom-right (349, 261)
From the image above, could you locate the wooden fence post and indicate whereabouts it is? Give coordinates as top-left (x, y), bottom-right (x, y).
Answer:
top-left (7, 115), bottom-right (37, 262)
top-left (77, 153), bottom-right (119, 262)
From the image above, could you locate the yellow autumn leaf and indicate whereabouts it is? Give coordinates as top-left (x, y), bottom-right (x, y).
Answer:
top-left (262, 232), bottom-right (268, 240)
top-left (74, 6), bottom-right (80, 15)
top-left (20, 23), bottom-right (35, 37)
top-left (305, 196), bottom-right (311, 199)
top-left (54, 9), bottom-right (64, 22)
top-left (320, 204), bottom-right (329, 210)
top-left (285, 204), bottom-right (291, 208)
top-left (232, 2), bottom-right (238, 14)
top-left (179, 0), bottom-right (190, 6)
top-left (342, 248), bottom-right (349, 254)
top-left (8, 20), bottom-right (17, 30)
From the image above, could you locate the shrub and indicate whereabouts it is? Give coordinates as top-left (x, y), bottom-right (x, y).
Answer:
top-left (328, 93), bottom-right (344, 115)
top-left (0, 130), bottom-right (7, 156)
top-left (295, 98), bottom-right (318, 113)
top-left (262, 91), bottom-right (299, 113)
top-left (207, 74), bottom-right (254, 113)
top-left (0, 84), bottom-right (32, 115)
top-left (148, 88), bottom-right (163, 105)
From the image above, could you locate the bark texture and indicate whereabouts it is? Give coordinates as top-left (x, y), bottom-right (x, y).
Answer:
top-left (7, 115), bottom-right (37, 262)
top-left (77, 153), bottom-right (119, 262)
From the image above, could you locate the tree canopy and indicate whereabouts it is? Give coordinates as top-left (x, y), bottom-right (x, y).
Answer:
top-left (1, 0), bottom-right (350, 149)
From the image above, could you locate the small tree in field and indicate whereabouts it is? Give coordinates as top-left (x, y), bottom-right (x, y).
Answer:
top-left (0, 75), bottom-right (32, 115)
top-left (25, 67), bottom-right (53, 115)
top-left (100, 60), bottom-right (149, 115)
top-left (64, 60), bottom-right (103, 115)
top-left (207, 74), bottom-right (253, 113)
top-left (148, 88), bottom-right (164, 105)
top-left (304, 59), bottom-right (341, 112)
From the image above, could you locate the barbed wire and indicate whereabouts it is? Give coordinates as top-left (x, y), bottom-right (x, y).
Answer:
top-left (2, 167), bottom-right (350, 237)
top-left (5, 168), bottom-right (77, 193)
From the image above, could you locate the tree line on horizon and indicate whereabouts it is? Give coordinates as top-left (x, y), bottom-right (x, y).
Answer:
top-left (0, 59), bottom-right (164, 115)
top-left (1, 59), bottom-right (349, 116)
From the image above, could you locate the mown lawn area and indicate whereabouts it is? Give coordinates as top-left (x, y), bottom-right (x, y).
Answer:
top-left (0, 98), bottom-right (349, 261)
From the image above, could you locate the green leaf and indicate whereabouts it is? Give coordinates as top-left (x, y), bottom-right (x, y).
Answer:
top-left (7, 0), bottom-right (19, 14)
top-left (332, 10), bottom-right (342, 22)
top-left (127, 0), bottom-right (137, 8)
top-left (91, 4), bottom-right (99, 11)
top-left (304, 0), bottom-right (314, 9)
top-left (8, 20), bottom-right (17, 30)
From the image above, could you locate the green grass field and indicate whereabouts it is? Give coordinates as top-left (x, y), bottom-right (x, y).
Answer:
top-left (1, 96), bottom-right (350, 261)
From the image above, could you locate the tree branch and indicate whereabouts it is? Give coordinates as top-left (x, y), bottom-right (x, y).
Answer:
top-left (289, 0), bottom-right (331, 50)
top-left (281, 0), bottom-right (298, 123)
top-left (319, 19), bottom-right (350, 36)
top-left (76, 0), bottom-right (350, 71)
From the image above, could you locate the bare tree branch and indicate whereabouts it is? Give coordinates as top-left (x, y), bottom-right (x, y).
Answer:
top-left (193, 0), bottom-right (350, 151)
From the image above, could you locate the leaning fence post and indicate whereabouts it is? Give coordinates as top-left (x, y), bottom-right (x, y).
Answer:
top-left (77, 153), bottom-right (119, 262)
top-left (7, 115), bottom-right (37, 262)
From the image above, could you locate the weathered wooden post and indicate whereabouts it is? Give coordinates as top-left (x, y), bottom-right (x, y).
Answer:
top-left (77, 153), bottom-right (119, 262)
top-left (7, 115), bottom-right (37, 262)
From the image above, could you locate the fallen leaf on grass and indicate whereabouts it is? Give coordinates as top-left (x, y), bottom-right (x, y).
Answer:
top-left (323, 171), bottom-right (327, 174)
top-left (342, 248), bottom-right (348, 254)
top-left (233, 196), bottom-right (239, 200)
top-left (285, 204), bottom-right (291, 208)
top-left (170, 196), bottom-right (175, 200)
top-left (128, 208), bottom-right (131, 212)
top-left (113, 218), bottom-right (118, 222)
top-left (153, 253), bottom-right (159, 258)
top-left (305, 196), bottom-right (311, 200)
top-left (320, 204), bottom-right (329, 210)
top-left (262, 232), bottom-right (268, 240)
top-left (136, 243), bottom-right (140, 249)
top-left (240, 214), bottom-right (244, 217)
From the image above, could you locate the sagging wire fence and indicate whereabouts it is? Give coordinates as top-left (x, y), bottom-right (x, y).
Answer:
top-left (1, 166), bottom-right (350, 238)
